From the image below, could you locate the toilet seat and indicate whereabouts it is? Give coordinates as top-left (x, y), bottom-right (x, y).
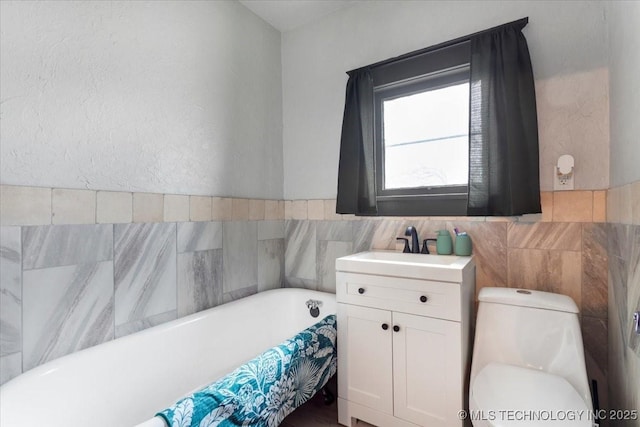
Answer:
top-left (470, 362), bottom-right (591, 427)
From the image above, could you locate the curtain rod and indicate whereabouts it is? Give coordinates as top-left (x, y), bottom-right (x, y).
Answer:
top-left (348, 17), bottom-right (528, 74)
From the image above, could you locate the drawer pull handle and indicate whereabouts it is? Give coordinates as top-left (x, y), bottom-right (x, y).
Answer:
top-left (381, 323), bottom-right (389, 330)
top-left (393, 325), bottom-right (400, 332)
top-left (358, 287), bottom-right (365, 294)
top-left (420, 295), bottom-right (428, 303)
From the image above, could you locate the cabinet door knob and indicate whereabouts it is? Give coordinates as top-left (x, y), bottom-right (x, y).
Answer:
top-left (393, 325), bottom-right (400, 332)
top-left (381, 323), bottom-right (389, 330)
top-left (358, 287), bottom-right (365, 294)
top-left (420, 295), bottom-right (428, 303)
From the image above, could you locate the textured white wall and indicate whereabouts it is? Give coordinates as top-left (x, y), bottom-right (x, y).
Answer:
top-left (282, 0), bottom-right (610, 199)
top-left (0, 0), bottom-right (283, 199)
top-left (608, 1), bottom-right (640, 187)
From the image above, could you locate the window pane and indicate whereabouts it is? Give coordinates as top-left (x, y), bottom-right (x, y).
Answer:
top-left (383, 82), bottom-right (469, 190)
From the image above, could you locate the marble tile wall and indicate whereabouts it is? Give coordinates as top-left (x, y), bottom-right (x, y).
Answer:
top-left (0, 227), bottom-right (22, 384)
top-left (284, 190), bottom-right (611, 408)
top-left (0, 219), bottom-right (285, 385)
top-left (177, 222), bottom-right (223, 317)
top-left (16, 224), bottom-right (115, 373)
top-left (607, 181), bottom-right (640, 421)
top-left (0, 184), bottom-right (621, 404)
top-left (114, 223), bottom-right (177, 336)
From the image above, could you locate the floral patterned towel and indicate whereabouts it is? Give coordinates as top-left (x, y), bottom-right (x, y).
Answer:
top-left (157, 314), bottom-right (337, 427)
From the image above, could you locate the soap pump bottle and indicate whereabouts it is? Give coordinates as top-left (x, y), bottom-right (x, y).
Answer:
top-left (436, 230), bottom-right (453, 255)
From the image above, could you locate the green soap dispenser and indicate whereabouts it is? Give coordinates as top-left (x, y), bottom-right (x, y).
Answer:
top-left (436, 230), bottom-right (453, 255)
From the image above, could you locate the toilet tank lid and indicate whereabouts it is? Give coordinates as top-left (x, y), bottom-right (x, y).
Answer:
top-left (478, 288), bottom-right (579, 313)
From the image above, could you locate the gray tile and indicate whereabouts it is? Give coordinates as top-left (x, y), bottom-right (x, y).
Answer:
top-left (1, 227), bottom-right (21, 356)
top-left (177, 221), bottom-right (222, 253)
top-left (258, 220), bottom-right (285, 241)
top-left (629, 291), bottom-right (640, 357)
top-left (22, 224), bottom-right (113, 270)
top-left (223, 221), bottom-right (258, 293)
top-left (177, 249), bottom-right (223, 317)
top-left (223, 285), bottom-right (258, 303)
top-left (115, 310), bottom-right (177, 338)
top-left (284, 276), bottom-right (318, 290)
top-left (609, 254), bottom-right (629, 351)
top-left (0, 352), bottom-right (22, 385)
top-left (607, 223), bottom-right (631, 261)
top-left (258, 239), bottom-right (284, 291)
top-left (582, 223), bottom-right (608, 318)
top-left (114, 223), bottom-right (177, 326)
top-left (317, 221), bottom-right (353, 242)
top-left (627, 225), bottom-right (640, 355)
top-left (285, 220), bottom-right (317, 280)
top-left (582, 315), bottom-right (608, 380)
top-left (352, 219), bottom-right (404, 252)
top-left (317, 241), bottom-right (353, 293)
top-left (606, 298), bottom-right (625, 415)
top-left (608, 226), bottom-right (629, 351)
top-left (22, 261), bottom-right (114, 370)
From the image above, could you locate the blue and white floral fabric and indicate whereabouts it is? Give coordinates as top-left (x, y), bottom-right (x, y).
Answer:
top-left (157, 315), bottom-right (337, 427)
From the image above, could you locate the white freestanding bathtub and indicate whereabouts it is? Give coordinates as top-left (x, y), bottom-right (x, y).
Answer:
top-left (0, 288), bottom-right (336, 427)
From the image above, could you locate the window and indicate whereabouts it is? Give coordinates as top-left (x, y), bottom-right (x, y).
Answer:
top-left (371, 43), bottom-right (470, 216)
top-left (380, 80), bottom-right (469, 190)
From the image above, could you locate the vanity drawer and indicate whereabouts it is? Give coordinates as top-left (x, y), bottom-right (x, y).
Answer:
top-left (336, 272), bottom-right (462, 322)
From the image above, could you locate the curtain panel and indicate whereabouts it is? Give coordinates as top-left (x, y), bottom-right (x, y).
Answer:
top-left (335, 69), bottom-right (377, 215)
top-left (467, 21), bottom-right (541, 216)
top-left (336, 18), bottom-right (540, 217)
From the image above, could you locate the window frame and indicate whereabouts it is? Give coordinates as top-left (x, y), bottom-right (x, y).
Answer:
top-left (370, 43), bottom-right (471, 216)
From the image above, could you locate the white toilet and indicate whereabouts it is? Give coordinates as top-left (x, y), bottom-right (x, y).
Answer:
top-left (469, 288), bottom-right (594, 427)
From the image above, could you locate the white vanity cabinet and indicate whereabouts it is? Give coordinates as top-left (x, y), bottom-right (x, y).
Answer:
top-left (335, 252), bottom-right (475, 427)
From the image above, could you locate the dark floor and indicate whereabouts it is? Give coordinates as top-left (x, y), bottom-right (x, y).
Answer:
top-left (280, 378), bottom-right (375, 427)
top-left (280, 389), bottom-right (341, 427)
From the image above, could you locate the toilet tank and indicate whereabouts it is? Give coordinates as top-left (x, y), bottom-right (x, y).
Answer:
top-left (471, 288), bottom-right (592, 407)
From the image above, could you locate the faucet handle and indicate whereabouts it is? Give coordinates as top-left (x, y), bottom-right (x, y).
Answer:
top-left (396, 237), bottom-right (410, 253)
top-left (422, 238), bottom-right (437, 254)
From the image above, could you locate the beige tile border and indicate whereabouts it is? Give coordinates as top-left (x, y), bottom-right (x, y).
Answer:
top-left (190, 196), bottom-right (212, 222)
top-left (97, 191), bottom-right (132, 224)
top-left (291, 200), bottom-right (308, 220)
top-left (592, 191), bottom-right (607, 223)
top-left (212, 197), bottom-right (233, 221)
top-left (2, 185), bottom-right (623, 226)
top-left (164, 195), bottom-right (189, 222)
top-left (232, 198), bottom-right (249, 221)
top-left (0, 185), bottom-right (51, 226)
top-left (0, 185), bottom-right (287, 226)
top-left (632, 181), bottom-right (640, 225)
top-left (607, 181), bottom-right (640, 225)
top-left (133, 193), bottom-right (163, 223)
top-left (248, 199), bottom-right (265, 221)
top-left (307, 200), bottom-right (324, 220)
top-left (264, 200), bottom-right (283, 220)
top-left (52, 189), bottom-right (96, 225)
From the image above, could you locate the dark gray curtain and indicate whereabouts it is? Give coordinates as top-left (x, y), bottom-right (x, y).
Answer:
top-left (467, 21), bottom-right (541, 216)
top-left (336, 69), bottom-right (377, 215)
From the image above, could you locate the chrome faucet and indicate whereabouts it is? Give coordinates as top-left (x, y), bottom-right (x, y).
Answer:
top-left (404, 226), bottom-right (420, 253)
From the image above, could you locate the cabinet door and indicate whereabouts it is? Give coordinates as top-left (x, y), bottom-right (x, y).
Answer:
top-left (337, 303), bottom-right (393, 415)
top-left (392, 312), bottom-right (462, 427)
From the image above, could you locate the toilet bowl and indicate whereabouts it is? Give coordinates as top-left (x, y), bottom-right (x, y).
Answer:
top-left (469, 288), bottom-right (594, 427)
